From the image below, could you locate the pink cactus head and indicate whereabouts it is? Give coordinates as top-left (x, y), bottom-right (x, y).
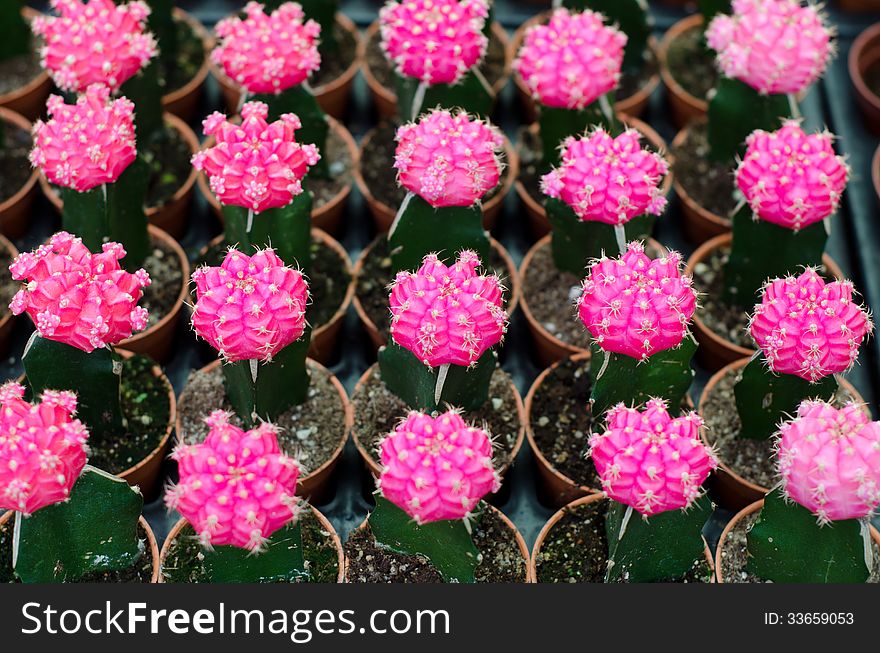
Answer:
top-left (749, 269), bottom-right (872, 383)
top-left (191, 247), bottom-right (310, 362)
top-left (589, 399), bottom-right (717, 516)
top-left (379, 409), bottom-right (500, 524)
top-left (31, 0), bottom-right (157, 93)
top-left (192, 102), bottom-right (320, 213)
top-left (394, 109), bottom-right (504, 207)
top-left (514, 8), bottom-right (627, 110)
top-left (706, 0), bottom-right (833, 96)
top-left (379, 0), bottom-right (489, 86)
top-left (29, 85), bottom-right (137, 193)
top-left (167, 410), bottom-right (301, 551)
top-left (0, 382), bottom-right (89, 516)
top-left (541, 128), bottom-right (669, 224)
top-left (389, 250), bottom-right (508, 367)
top-left (9, 232), bottom-right (151, 353)
top-left (776, 400), bottom-right (880, 523)
top-left (735, 122), bottom-right (849, 231)
top-left (212, 2), bottom-right (321, 95)
top-left (578, 242), bottom-right (697, 360)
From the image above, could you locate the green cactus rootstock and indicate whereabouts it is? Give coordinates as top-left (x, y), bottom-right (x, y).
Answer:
top-left (538, 101), bottom-right (618, 169)
top-left (0, 0), bottom-right (31, 63)
top-left (396, 69), bottom-right (495, 123)
top-left (203, 521), bottom-right (309, 583)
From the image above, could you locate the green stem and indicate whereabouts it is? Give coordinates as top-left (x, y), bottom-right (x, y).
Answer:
top-left (146, 0), bottom-right (178, 74)
top-left (203, 521), bottom-right (308, 583)
top-left (0, 1), bottom-right (30, 62)
top-left (538, 100), bottom-right (618, 168)
top-left (395, 68), bottom-right (494, 122)
top-left (698, 0), bottom-right (731, 24)
top-left (119, 61), bottom-right (165, 146)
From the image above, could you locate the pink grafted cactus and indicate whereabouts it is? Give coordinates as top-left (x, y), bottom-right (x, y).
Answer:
top-left (735, 122), bottom-right (849, 231)
top-left (394, 109), bottom-right (504, 207)
top-left (379, 410), bottom-right (500, 524)
top-left (514, 8), bottom-right (627, 110)
top-left (191, 247), bottom-right (310, 362)
top-left (0, 382), bottom-right (89, 515)
top-left (191, 102), bottom-right (321, 213)
top-left (212, 1), bottom-right (321, 95)
top-left (166, 410), bottom-right (301, 551)
top-left (706, 0), bottom-right (833, 96)
top-left (541, 128), bottom-right (669, 224)
top-left (29, 85), bottom-right (137, 192)
top-left (389, 251), bottom-right (508, 367)
top-left (589, 399), bottom-right (718, 515)
top-left (379, 0), bottom-right (489, 86)
top-left (748, 269), bottom-right (872, 383)
top-left (31, 0), bottom-right (157, 93)
top-left (578, 242), bottom-right (697, 360)
top-left (9, 232), bottom-right (151, 353)
top-left (776, 400), bottom-right (880, 523)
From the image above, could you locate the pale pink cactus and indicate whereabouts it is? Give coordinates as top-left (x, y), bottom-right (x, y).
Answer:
top-left (541, 128), bottom-right (669, 224)
top-left (578, 242), bottom-right (697, 360)
top-left (379, 0), bottom-right (489, 86)
top-left (212, 1), bottom-right (321, 95)
top-left (748, 269), bottom-right (872, 383)
top-left (191, 247), bottom-right (310, 362)
top-left (0, 382), bottom-right (89, 515)
top-left (589, 399), bottom-right (717, 516)
top-left (379, 410), bottom-right (500, 524)
top-left (31, 0), bottom-right (157, 93)
top-left (735, 122), bottom-right (849, 231)
top-left (389, 250), bottom-right (507, 367)
top-left (776, 400), bottom-right (880, 523)
top-left (29, 85), bottom-right (137, 192)
top-left (191, 102), bottom-right (320, 213)
top-left (514, 8), bottom-right (626, 110)
top-left (706, 0), bottom-right (833, 96)
top-left (8, 232), bottom-right (151, 353)
top-left (394, 109), bottom-right (504, 207)
top-left (166, 410), bottom-right (301, 551)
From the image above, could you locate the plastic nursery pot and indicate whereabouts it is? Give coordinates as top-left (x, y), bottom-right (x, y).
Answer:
top-left (360, 20), bottom-right (511, 119)
top-left (658, 14), bottom-right (709, 130)
top-left (160, 8), bottom-right (213, 122)
top-left (158, 505), bottom-right (345, 584)
top-left (0, 107), bottom-right (39, 238)
top-left (197, 117), bottom-right (358, 238)
top-left (850, 22), bottom-right (880, 135)
top-left (528, 493), bottom-right (715, 583)
top-left (210, 13), bottom-right (361, 120)
top-left (685, 233), bottom-right (845, 372)
top-left (508, 12), bottom-right (661, 123)
top-left (0, 510), bottom-right (161, 583)
top-left (352, 236), bottom-right (520, 351)
top-left (514, 117), bottom-right (672, 239)
top-left (0, 233), bottom-right (19, 357)
top-left (0, 8), bottom-right (53, 121)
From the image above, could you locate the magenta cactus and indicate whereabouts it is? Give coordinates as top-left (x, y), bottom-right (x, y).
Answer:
top-left (191, 247), bottom-right (310, 363)
top-left (776, 400), bottom-right (880, 524)
top-left (735, 122), bottom-right (849, 231)
top-left (513, 8), bottom-right (626, 110)
top-left (29, 85), bottom-right (138, 193)
top-left (378, 409), bottom-right (500, 524)
top-left (167, 410), bottom-right (302, 551)
top-left (9, 232), bottom-right (151, 353)
top-left (0, 381), bottom-right (89, 516)
top-left (31, 0), bottom-right (157, 93)
top-left (589, 399), bottom-right (717, 516)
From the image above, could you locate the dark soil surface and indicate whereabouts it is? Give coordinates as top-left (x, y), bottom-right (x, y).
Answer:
top-left (0, 122), bottom-right (32, 205)
top-left (158, 15), bottom-right (206, 96)
top-left (139, 236), bottom-right (185, 330)
top-left (665, 23), bottom-right (717, 101)
top-left (305, 124), bottom-right (353, 209)
top-left (312, 22), bottom-right (359, 89)
top-left (672, 122), bottom-right (737, 219)
top-left (691, 246), bottom-right (753, 349)
top-left (0, 45), bottom-right (42, 96)
top-left (144, 121), bottom-right (195, 209)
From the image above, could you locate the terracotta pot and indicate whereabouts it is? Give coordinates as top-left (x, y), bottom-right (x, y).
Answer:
top-left (658, 14), bottom-right (709, 129)
top-left (176, 358), bottom-right (351, 503)
top-left (515, 117), bottom-right (672, 239)
top-left (211, 13), bottom-right (361, 120)
top-left (354, 128), bottom-right (518, 234)
top-left (197, 117), bottom-right (357, 237)
top-left (0, 510), bottom-right (161, 583)
top-left (0, 8), bottom-right (53, 122)
top-left (0, 233), bottom-right (18, 357)
top-left (508, 12), bottom-right (660, 122)
top-left (344, 504), bottom-right (533, 583)
top-left (361, 20), bottom-right (511, 119)
top-left (850, 22), bottom-right (880, 134)
top-left (160, 9), bottom-right (212, 122)
top-left (529, 493), bottom-right (715, 583)
top-left (685, 233), bottom-right (844, 372)
top-left (352, 237), bottom-right (520, 351)
top-left (0, 108), bottom-right (38, 238)
top-left (698, 357), bottom-right (866, 512)
top-left (838, 0), bottom-right (880, 12)
top-left (159, 506), bottom-right (345, 583)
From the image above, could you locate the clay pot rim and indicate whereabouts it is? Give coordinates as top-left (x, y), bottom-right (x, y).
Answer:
top-left (0, 8), bottom-right (51, 108)
top-left (158, 504), bottom-right (345, 584)
top-left (657, 14), bottom-right (709, 117)
top-left (161, 8), bottom-right (213, 109)
top-left (671, 121), bottom-right (732, 231)
top-left (0, 233), bottom-right (19, 337)
top-left (0, 108), bottom-right (39, 216)
top-left (848, 21), bottom-right (880, 114)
